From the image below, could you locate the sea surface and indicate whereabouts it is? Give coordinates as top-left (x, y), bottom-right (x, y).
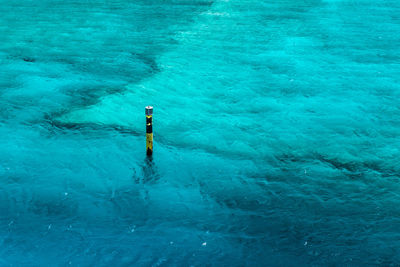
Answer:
top-left (1, 0), bottom-right (400, 266)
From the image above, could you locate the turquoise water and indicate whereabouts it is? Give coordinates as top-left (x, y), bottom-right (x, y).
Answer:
top-left (1, 0), bottom-right (400, 265)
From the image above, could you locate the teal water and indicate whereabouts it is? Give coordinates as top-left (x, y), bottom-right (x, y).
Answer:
top-left (1, 0), bottom-right (400, 265)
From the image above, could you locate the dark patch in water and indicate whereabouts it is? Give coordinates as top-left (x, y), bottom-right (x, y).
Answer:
top-left (134, 157), bottom-right (160, 184)
top-left (315, 154), bottom-right (359, 172)
top-left (62, 84), bottom-right (127, 108)
top-left (44, 116), bottom-right (141, 137)
top-left (275, 151), bottom-right (397, 177)
top-left (29, 198), bottom-right (78, 218)
top-left (22, 57), bottom-right (35, 63)
top-left (131, 52), bottom-right (160, 74)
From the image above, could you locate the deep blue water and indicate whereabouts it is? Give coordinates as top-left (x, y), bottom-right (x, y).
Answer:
top-left (1, 0), bottom-right (400, 266)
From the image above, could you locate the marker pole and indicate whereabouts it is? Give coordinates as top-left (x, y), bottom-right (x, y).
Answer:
top-left (145, 106), bottom-right (153, 156)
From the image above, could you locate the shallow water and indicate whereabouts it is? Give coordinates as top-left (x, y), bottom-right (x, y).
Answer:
top-left (1, 0), bottom-right (400, 265)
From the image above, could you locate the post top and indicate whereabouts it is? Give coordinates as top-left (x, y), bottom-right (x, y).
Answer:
top-left (145, 106), bottom-right (153, 115)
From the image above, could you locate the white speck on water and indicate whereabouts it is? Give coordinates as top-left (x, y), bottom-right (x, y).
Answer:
top-left (304, 241), bottom-right (308, 246)
top-left (202, 242), bottom-right (207, 246)
top-left (170, 241), bottom-right (174, 245)
top-left (48, 224), bottom-right (52, 230)
top-left (130, 225), bottom-right (136, 233)
top-left (64, 192), bottom-right (68, 196)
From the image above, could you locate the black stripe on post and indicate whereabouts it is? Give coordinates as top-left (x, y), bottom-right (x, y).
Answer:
top-left (146, 116), bottom-right (152, 133)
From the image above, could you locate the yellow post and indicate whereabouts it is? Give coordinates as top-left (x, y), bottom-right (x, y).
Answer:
top-left (145, 106), bottom-right (153, 156)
